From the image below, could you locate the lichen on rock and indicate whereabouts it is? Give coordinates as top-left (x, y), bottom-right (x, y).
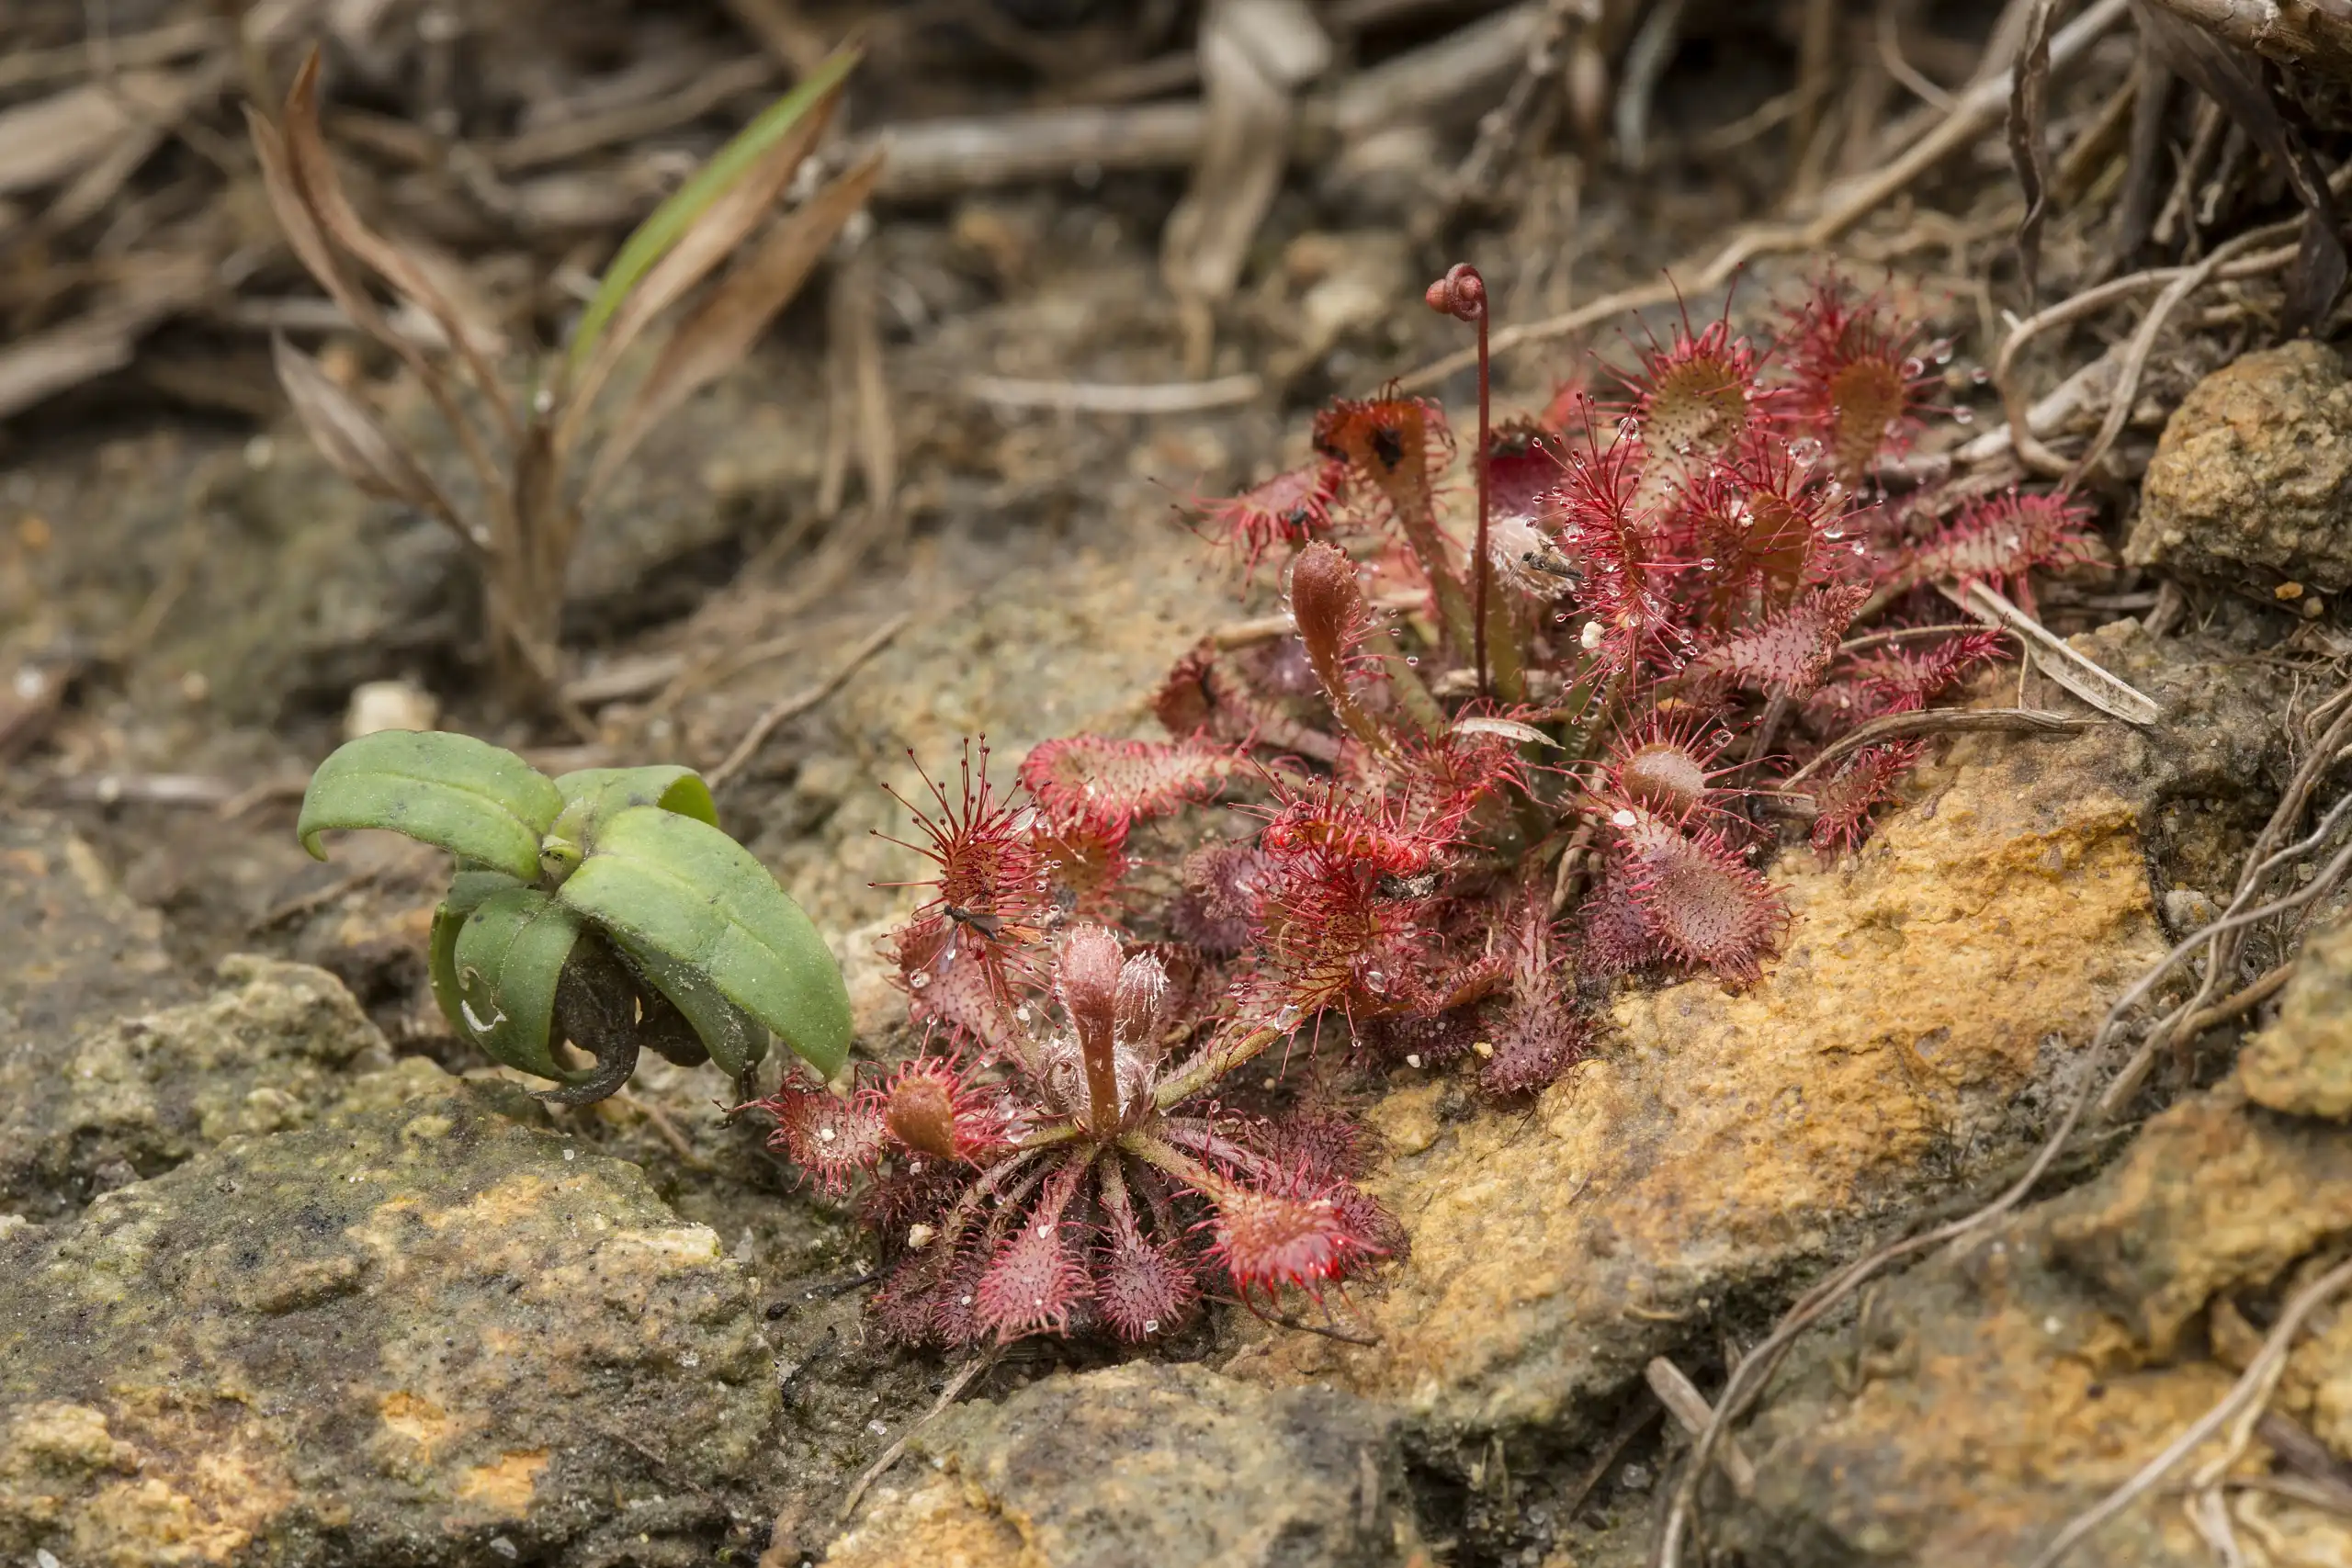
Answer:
top-left (824, 1362), bottom-right (1413, 1568)
top-left (0, 952), bottom-right (396, 1219)
top-left (2129, 339), bottom-right (2352, 595)
top-left (0, 1074), bottom-right (778, 1566)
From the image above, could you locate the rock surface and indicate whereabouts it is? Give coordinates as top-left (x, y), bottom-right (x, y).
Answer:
top-left (2129, 340), bottom-right (2352, 595)
top-left (0, 952), bottom-right (394, 1219)
top-left (2242, 919), bottom-right (2352, 1119)
top-left (824, 1363), bottom-right (1413, 1568)
top-left (0, 1068), bottom-right (781, 1567)
top-left (0, 811), bottom-right (190, 1072)
top-left (1721, 1072), bottom-right (2352, 1568)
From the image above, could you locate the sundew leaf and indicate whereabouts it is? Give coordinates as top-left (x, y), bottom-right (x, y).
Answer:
top-left (450, 887), bottom-right (593, 1084)
top-left (557, 805), bottom-right (851, 1077)
top-left (427, 865), bottom-right (528, 1033)
top-left (298, 730), bottom-right (563, 880)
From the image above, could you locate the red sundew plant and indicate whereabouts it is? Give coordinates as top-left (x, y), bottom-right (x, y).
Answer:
top-left (754, 925), bottom-right (1392, 1346)
top-left (755, 265), bottom-right (2104, 1349)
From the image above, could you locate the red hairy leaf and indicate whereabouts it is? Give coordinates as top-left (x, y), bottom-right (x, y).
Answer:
top-left (1019, 734), bottom-right (1242, 829)
top-left (1186, 460), bottom-right (1346, 576)
top-left (752, 1077), bottom-right (885, 1195)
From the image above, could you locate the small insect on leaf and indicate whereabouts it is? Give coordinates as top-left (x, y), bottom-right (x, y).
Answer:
top-left (555, 805), bottom-right (854, 1077)
top-left (298, 729), bottom-right (564, 881)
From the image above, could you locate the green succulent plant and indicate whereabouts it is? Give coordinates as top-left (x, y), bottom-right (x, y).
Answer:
top-left (298, 730), bottom-right (851, 1105)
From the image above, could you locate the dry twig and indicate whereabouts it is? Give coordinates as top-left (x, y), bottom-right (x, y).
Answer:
top-left (1775, 707), bottom-right (2101, 795)
top-left (1657, 685), bottom-right (2352, 1567)
top-left (1400, 0), bottom-right (2132, 392)
top-left (706, 611), bottom-right (912, 788)
top-left (2026, 1252), bottom-right (2352, 1568)
top-left (835, 1352), bottom-right (997, 1527)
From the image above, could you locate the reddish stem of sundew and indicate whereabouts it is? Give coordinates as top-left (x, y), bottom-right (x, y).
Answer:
top-left (1427, 262), bottom-right (1491, 696)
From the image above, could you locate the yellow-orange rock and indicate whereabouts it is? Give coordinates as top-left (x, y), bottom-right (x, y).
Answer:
top-left (1728, 1078), bottom-right (2352, 1566)
top-left (1229, 724), bottom-right (2166, 1436)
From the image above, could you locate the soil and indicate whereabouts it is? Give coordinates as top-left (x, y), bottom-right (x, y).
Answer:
top-left (6, 3), bottom-right (2352, 1565)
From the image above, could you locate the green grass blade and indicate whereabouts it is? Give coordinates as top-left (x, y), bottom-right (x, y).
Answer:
top-left (563, 47), bottom-right (860, 384)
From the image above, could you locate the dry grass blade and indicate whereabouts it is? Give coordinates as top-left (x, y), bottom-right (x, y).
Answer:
top-left (961, 372), bottom-right (1263, 412)
top-left (393, 235), bottom-right (510, 362)
top-left (242, 105), bottom-right (390, 344)
top-left (834, 1351), bottom-right (998, 1528)
top-left (1776, 707), bottom-right (2100, 793)
top-left (269, 335), bottom-right (464, 536)
top-left (2026, 1252), bottom-right (2352, 1568)
top-left (2135, 1), bottom-right (2348, 332)
top-left (1981, 232), bottom-right (2296, 474)
top-left (2007, 0), bottom-right (2055, 301)
top-left (1401, 0), bottom-right (2130, 391)
top-left (1946, 582), bottom-right (2162, 725)
top-left (557, 61), bottom-right (856, 452)
top-left (1162, 0), bottom-right (1329, 367)
top-left (0, 265), bottom-right (209, 421)
top-left (0, 68), bottom-right (202, 196)
top-left (0, 16), bottom-right (223, 93)
top-left (1645, 1358), bottom-right (1756, 1496)
top-left (2059, 219), bottom-right (2291, 486)
top-left (586, 147), bottom-right (886, 495)
top-left (280, 50), bottom-right (516, 440)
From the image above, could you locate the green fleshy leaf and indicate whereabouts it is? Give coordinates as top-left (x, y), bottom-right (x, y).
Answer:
top-left (563, 49), bottom-right (861, 382)
top-left (428, 867), bottom-right (527, 1033)
top-left (297, 730), bottom-right (561, 881)
top-left (607, 933), bottom-right (770, 1078)
top-left (554, 765), bottom-right (718, 836)
top-left (558, 805), bottom-right (850, 1077)
top-left (450, 887), bottom-right (594, 1084)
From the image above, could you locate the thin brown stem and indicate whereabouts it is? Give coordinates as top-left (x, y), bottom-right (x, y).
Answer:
top-left (1152, 1024), bottom-right (1283, 1111)
top-left (1428, 262), bottom-right (1494, 696)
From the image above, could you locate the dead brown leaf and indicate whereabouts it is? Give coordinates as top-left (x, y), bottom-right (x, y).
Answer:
top-left (269, 334), bottom-right (462, 534)
top-left (555, 69), bottom-right (851, 462)
top-left (279, 50), bottom-right (514, 425)
top-left (586, 146), bottom-right (885, 494)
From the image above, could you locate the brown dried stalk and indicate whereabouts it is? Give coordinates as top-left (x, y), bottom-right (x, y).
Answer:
top-left (246, 46), bottom-right (880, 721)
